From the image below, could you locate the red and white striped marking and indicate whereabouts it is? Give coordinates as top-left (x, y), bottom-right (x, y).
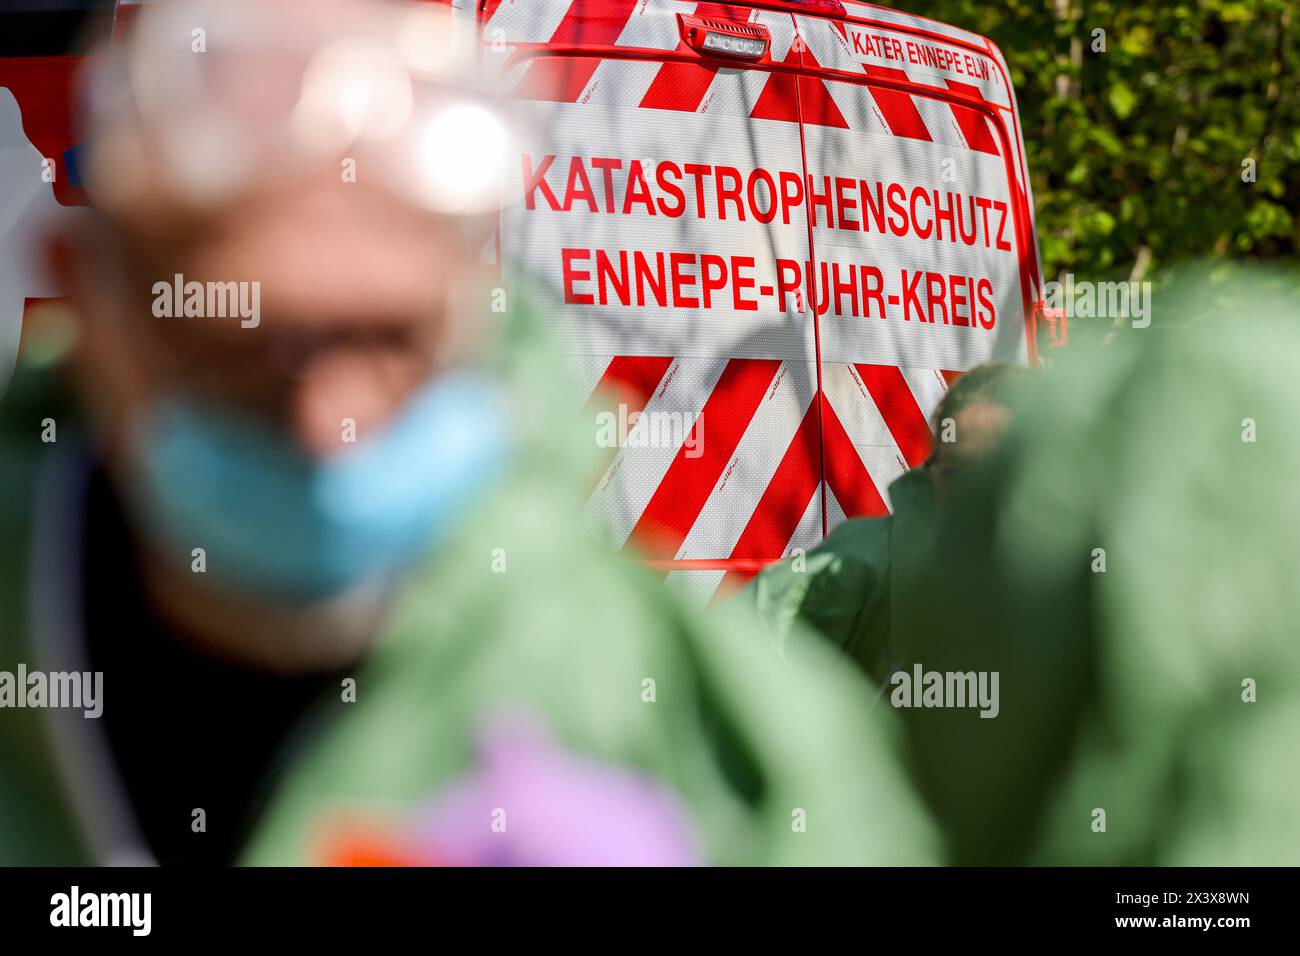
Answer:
top-left (488, 1), bottom-right (1021, 167)
top-left (493, 1), bottom-right (1038, 600)
top-left (574, 350), bottom-right (959, 598)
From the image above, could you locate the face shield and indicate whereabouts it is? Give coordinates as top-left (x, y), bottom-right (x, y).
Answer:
top-left (91, 0), bottom-right (514, 218)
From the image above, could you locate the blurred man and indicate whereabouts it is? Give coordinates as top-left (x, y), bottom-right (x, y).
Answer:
top-left (0, 0), bottom-right (935, 866)
top-left (744, 363), bottom-right (1024, 684)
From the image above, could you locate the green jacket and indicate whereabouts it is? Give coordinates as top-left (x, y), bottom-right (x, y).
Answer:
top-left (743, 467), bottom-right (934, 686)
top-left (0, 316), bottom-right (937, 866)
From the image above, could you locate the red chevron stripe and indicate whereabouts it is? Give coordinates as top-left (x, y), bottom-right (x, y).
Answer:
top-left (584, 355), bottom-right (675, 495)
top-left (751, 45), bottom-right (849, 129)
top-left (944, 80), bottom-right (999, 155)
top-left (718, 393), bottom-right (822, 590)
top-left (626, 358), bottom-right (782, 560)
top-left (585, 354), bottom-right (673, 412)
top-left (515, 0), bottom-right (640, 102)
top-left (854, 363), bottom-right (932, 469)
top-left (638, 59), bottom-right (719, 112)
top-left (547, 0), bottom-right (638, 45)
top-left (638, 3), bottom-right (750, 113)
top-left (822, 398), bottom-right (889, 519)
top-left (862, 65), bottom-right (932, 142)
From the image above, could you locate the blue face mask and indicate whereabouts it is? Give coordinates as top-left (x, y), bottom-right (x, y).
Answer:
top-left (128, 372), bottom-right (511, 603)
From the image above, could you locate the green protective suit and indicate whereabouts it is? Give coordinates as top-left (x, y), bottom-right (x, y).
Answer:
top-left (745, 268), bottom-right (1300, 866)
top-left (0, 299), bottom-right (938, 867)
top-left (742, 467), bottom-right (935, 687)
top-left (887, 270), bottom-right (1300, 866)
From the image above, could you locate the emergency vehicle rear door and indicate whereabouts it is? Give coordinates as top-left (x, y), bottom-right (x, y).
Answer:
top-left (789, 3), bottom-right (1041, 528)
top-left (489, 1), bottom-right (827, 602)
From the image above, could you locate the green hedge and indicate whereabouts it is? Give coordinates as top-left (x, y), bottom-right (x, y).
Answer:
top-left (910, 0), bottom-right (1298, 287)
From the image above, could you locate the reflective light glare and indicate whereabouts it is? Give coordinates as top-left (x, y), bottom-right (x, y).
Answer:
top-left (701, 32), bottom-right (767, 58)
top-left (416, 103), bottom-right (508, 214)
top-left (397, 6), bottom-right (460, 77)
top-left (292, 39), bottom-right (414, 153)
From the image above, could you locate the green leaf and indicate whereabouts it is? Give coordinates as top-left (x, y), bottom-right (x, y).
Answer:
top-left (1108, 82), bottom-right (1139, 120)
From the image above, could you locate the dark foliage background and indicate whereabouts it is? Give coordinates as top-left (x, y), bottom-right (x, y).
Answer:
top-left (913, 0), bottom-right (1298, 292)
